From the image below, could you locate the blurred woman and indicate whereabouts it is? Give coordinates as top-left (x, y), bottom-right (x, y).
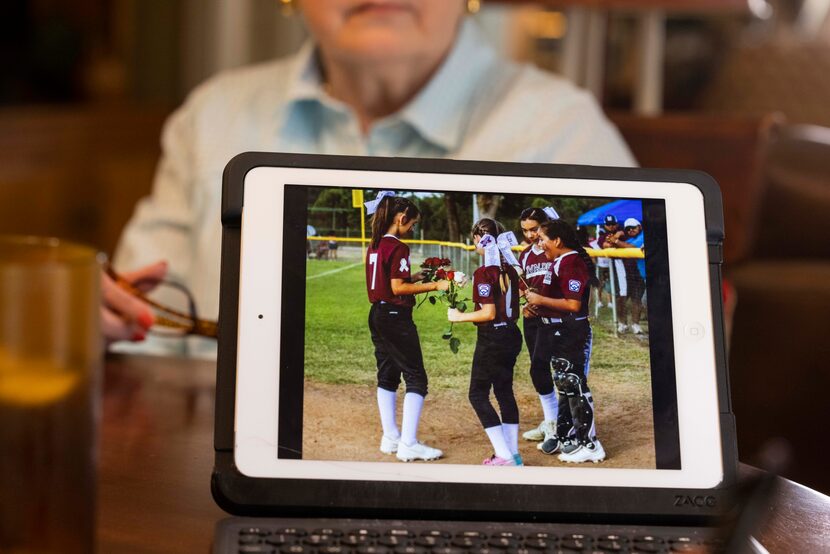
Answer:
top-left (105, 0), bottom-right (634, 353)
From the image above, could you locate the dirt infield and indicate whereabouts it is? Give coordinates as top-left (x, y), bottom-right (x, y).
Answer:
top-left (302, 369), bottom-right (656, 468)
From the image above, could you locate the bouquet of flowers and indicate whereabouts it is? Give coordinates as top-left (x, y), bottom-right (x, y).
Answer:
top-left (418, 257), bottom-right (468, 354)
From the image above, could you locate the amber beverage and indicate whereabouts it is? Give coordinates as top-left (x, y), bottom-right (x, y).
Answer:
top-left (0, 237), bottom-right (102, 554)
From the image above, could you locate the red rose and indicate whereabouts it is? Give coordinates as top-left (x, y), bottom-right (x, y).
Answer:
top-left (441, 258), bottom-right (451, 266)
top-left (447, 271), bottom-right (455, 281)
top-left (435, 268), bottom-right (447, 280)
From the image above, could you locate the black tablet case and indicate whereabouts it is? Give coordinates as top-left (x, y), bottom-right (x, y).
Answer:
top-left (212, 153), bottom-right (737, 524)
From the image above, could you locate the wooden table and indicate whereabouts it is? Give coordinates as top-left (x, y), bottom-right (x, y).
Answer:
top-left (97, 354), bottom-right (830, 553)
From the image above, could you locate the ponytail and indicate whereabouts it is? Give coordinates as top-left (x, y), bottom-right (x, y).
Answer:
top-left (539, 220), bottom-right (600, 287)
top-left (470, 217), bottom-right (504, 240)
top-left (471, 218), bottom-right (510, 293)
top-left (370, 196), bottom-right (420, 248)
top-left (576, 246), bottom-right (600, 288)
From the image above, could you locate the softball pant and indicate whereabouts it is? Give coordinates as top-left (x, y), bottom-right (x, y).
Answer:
top-left (368, 303), bottom-right (428, 397)
top-left (468, 322), bottom-right (522, 429)
top-left (538, 318), bottom-right (595, 444)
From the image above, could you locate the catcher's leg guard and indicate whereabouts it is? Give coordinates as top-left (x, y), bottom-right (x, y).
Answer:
top-left (552, 358), bottom-right (575, 436)
top-left (553, 365), bottom-right (595, 444)
top-left (556, 396), bottom-right (574, 439)
top-left (550, 356), bottom-right (573, 376)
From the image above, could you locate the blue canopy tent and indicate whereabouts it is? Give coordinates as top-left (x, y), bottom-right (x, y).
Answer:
top-left (577, 199), bottom-right (645, 332)
top-left (576, 199), bottom-right (642, 227)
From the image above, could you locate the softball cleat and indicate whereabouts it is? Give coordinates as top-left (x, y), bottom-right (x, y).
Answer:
top-left (558, 440), bottom-right (606, 463)
top-left (522, 420), bottom-right (555, 442)
top-left (379, 435), bottom-right (399, 454)
top-left (559, 438), bottom-right (580, 455)
top-left (538, 436), bottom-right (561, 455)
top-left (396, 441), bottom-right (443, 462)
top-left (482, 455), bottom-right (517, 466)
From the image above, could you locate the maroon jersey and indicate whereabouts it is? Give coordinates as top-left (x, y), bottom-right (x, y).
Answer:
top-left (547, 250), bottom-right (591, 318)
top-left (366, 235), bottom-right (414, 307)
top-left (472, 264), bottom-right (520, 325)
top-left (518, 244), bottom-right (559, 318)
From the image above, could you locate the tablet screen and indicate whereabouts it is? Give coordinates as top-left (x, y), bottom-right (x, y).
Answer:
top-left (278, 186), bottom-right (677, 470)
top-left (233, 167), bottom-right (722, 489)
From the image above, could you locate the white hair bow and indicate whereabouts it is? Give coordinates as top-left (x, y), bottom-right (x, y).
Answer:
top-left (478, 234), bottom-right (501, 267)
top-left (543, 206), bottom-right (560, 220)
top-left (364, 190), bottom-right (395, 215)
top-left (496, 231), bottom-right (522, 272)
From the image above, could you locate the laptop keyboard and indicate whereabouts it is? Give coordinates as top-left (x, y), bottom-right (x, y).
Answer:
top-left (217, 519), bottom-right (724, 553)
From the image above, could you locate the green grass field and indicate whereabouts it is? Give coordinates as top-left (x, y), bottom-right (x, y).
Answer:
top-left (303, 259), bottom-right (651, 392)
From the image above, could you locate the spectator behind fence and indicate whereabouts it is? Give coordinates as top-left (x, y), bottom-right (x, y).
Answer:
top-left (327, 233), bottom-right (339, 260)
top-left (602, 217), bottom-right (646, 335)
top-left (103, 0), bottom-right (635, 357)
top-left (594, 214), bottom-right (620, 309)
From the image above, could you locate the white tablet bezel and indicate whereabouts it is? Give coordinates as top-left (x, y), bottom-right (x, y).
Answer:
top-left (233, 166), bottom-right (722, 490)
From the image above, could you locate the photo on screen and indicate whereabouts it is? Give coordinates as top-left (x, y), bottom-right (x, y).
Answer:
top-left (278, 184), bottom-right (680, 470)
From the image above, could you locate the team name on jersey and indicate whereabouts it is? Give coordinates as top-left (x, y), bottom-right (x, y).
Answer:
top-left (524, 262), bottom-right (551, 278)
top-left (524, 262), bottom-right (553, 285)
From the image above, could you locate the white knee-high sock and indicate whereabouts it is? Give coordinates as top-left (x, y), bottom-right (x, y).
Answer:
top-left (485, 425), bottom-right (513, 460)
top-left (377, 388), bottom-right (400, 439)
top-left (400, 392), bottom-right (424, 446)
top-left (540, 392), bottom-right (558, 423)
top-left (502, 423), bottom-right (519, 455)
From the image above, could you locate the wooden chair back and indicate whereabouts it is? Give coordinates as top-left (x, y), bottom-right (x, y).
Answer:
top-left (610, 112), bottom-right (782, 263)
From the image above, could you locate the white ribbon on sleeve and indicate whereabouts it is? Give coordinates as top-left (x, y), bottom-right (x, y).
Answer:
top-left (478, 234), bottom-right (500, 267)
top-left (496, 231), bottom-right (522, 272)
top-left (543, 206), bottom-right (560, 220)
top-left (364, 190), bottom-right (395, 215)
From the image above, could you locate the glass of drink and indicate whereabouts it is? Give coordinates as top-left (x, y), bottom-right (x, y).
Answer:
top-left (0, 236), bottom-right (102, 554)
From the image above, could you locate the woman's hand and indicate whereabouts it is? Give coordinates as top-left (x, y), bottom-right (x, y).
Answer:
top-left (101, 261), bottom-right (168, 344)
top-left (434, 279), bottom-right (450, 292)
top-left (447, 308), bottom-right (463, 322)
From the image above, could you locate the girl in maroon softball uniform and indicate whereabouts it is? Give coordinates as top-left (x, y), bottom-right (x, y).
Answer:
top-left (519, 209), bottom-right (599, 457)
top-left (516, 208), bottom-right (561, 448)
top-left (525, 219), bottom-right (605, 463)
top-left (366, 195), bottom-right (449, 463)
top-left (448, 218), bottom-right (523, 466)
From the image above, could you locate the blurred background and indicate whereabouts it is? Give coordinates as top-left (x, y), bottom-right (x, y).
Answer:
top-left (1, 0), bottom-right (828, 493)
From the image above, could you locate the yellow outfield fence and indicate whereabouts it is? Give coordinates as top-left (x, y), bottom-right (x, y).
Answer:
top-left (306, 236), bottom-right (644, 259)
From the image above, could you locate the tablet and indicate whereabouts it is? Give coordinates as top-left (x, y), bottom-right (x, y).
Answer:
top-left (214, 154), bottom-right (736, 518)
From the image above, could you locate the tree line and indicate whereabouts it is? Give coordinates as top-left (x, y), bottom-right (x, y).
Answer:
top-left (307, 188), bottom-right (606, 243)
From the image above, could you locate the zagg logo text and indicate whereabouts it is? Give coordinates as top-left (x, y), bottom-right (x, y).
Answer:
top-left (673, 495), bottom-right (717, 508)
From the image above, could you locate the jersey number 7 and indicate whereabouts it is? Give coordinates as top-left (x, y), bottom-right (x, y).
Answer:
top-left (368, 253), bottom-right (378, 290)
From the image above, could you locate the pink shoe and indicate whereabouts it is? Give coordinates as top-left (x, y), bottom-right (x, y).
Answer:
top-left (482, 455), bottom-right (516, 466)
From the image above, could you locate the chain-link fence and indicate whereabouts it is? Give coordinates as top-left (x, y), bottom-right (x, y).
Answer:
top-left (307, 237), bottom-right (478, 276)
top-left (308, 236), bottom-right (646, 335)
